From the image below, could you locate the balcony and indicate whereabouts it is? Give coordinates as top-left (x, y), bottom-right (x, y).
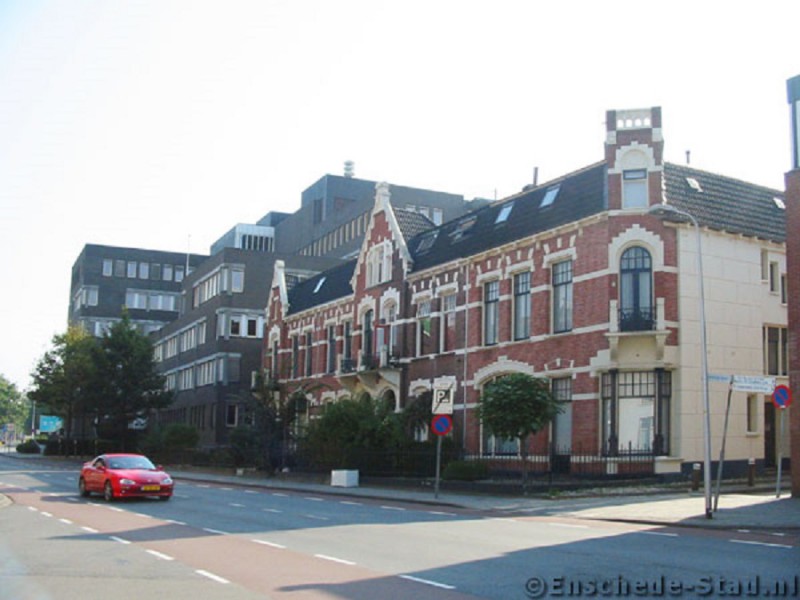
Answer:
top-left (618, 306), bottom-right (655, 332)
top-left (607, 298), bottom-right (669, 362)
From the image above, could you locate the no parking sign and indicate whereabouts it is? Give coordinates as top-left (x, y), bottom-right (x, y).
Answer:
top-left (773, 384), bottom-right (792, 409)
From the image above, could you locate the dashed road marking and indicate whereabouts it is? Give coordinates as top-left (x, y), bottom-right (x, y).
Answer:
top-left (110, 536), bottom-right (131, 545)
top-left (399, 574), bottom-right (456, 590)
top-left (196, 569), bottom-right (229, 584)
top-left (146, 549), bottom-right (174, 561)
top-left (315, 554), bottom-right (356, 566)
top-left (251, 539), bottom-right (286, 549)
top-left (203, 527), bottom-right (229, 536)
top-left (730, 539), bottom-right (793, 549)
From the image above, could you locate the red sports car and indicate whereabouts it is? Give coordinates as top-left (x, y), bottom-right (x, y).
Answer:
top-left (79, 453), bottom-right (174, 501)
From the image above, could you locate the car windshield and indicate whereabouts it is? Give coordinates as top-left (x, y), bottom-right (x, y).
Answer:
top-left (107, 456), bottom-right (156, 470)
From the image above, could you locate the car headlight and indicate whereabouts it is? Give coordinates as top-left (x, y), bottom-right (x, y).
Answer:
top-left (120, 479), bottom-right (136, 486)
top-left (161, 477), bottom-right (173, 485)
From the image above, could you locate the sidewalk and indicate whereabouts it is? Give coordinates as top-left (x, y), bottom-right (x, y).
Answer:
top-left (168, 465), bottom-right (799, 532)
top-left (3, 449), bottom-right (798, 532)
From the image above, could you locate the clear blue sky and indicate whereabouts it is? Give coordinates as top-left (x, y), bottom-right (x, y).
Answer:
top-left (1, 0), bottom-right (798, 391)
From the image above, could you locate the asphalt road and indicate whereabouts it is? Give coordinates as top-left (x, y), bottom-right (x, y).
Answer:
top-left (1, 458), bottom-right (797, 599)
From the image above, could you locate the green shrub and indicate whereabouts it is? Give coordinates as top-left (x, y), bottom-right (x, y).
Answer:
top-left (16, 439), bottom-right (41, 454)
top-left (442, 460), bottom-right (489, 481)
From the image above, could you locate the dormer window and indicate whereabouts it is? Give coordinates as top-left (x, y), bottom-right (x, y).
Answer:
top-left (540, 185), bottom-right (560, 208)
top-left (495, 202), bottom-right (514, 224)
top-left (623, 169), bottom-right (648, 208)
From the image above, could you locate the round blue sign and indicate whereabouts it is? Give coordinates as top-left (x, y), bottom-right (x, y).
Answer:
top-left (431, 414), bottom-right (453, 436)
top-left (773, 385), bottom-right (792, 409)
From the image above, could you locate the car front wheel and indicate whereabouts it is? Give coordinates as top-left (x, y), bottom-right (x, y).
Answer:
top-left (78, 477), bottom-right (90, 498)
top-left (104, 481), bottom-right (115, 502)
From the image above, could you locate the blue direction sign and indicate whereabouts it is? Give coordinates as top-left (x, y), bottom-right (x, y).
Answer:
top-left (431, 414), bottom-right (453, 436)
top-left (773, 385), bottom-right (792, 409)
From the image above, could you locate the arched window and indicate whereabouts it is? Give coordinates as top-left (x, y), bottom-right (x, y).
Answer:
top-left (362, 309), bottom-right (374, 367)
top-left (619, 247), bottom-right (654, 331)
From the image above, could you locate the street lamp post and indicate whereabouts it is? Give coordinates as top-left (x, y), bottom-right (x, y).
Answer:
top-left (648, 203), bottom-right (713, 519)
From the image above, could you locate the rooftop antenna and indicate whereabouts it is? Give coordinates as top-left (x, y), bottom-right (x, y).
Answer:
top-left (686, 150), bottom-right (691, 165)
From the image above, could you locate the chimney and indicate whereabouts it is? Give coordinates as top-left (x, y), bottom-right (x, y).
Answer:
top-left (344, 160), bottom-right (355, 178)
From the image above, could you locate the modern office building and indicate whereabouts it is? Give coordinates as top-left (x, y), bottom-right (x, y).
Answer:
top-left (68, 244), bottom-right (208, 336)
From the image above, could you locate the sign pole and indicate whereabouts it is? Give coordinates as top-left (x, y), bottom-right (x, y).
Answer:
top-left (713, 378), bottom-right (734, 511)
top-left (434, 434), bottom-right (442, 499)
top-left (776, 408), bottom-right (786, 498)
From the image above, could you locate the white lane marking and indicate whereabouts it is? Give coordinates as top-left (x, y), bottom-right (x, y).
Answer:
top-left (110, 536), bottom-right (131, 545)
top-left (399, 574), bottom-right (456, 590)
top-left (640, 531), bottom-right (678, 537)
top-left (381, 506), bottom-right (406, 511)
top-left (263, 508), bottom-right (282, 514)
top-left (82, 526), bottom-right (98, 534)
top-left (730, 539), bottom-right (793, 549)
top-left (272, 492), bottom-right (288, 497)
top-left (252, 539), bottom-right (286, 549)
top-left (427, 511), bottom-right (456, 516)
top-left (220, 487), bottom-right (233, 491)
top-left (315, 554), bottom-right (356, 566)
top-left (41, 511), bottom-right (53, 517)
top-left (59, 518), bottom-right (73, 525)
top-left (165, 519), bottom-right (187, 525)
top-left (197, 484), bottom-right (210, 488)
top-left (146, 549), bottom-right (174, 561)
top-left (340, 500), bottom-right (362, 506)
top-left (27, 506), bottom-right (38, 512)
top-left (196, 570), bottom-right (230, 584)
top-left (244, 490), bottom-right (257, 494)
top-left (203, 527), bottom-right (229, 535)
top-left (229, 503), bottom-right (245, 508)
top-left (305, 514), bottom-right (329, 521)
top-left (304, 497), bottom-right (323, 502)
top-left (107, 506), bottom-right (125, 513)
top-left (134, 512), bottom-right (153, 519)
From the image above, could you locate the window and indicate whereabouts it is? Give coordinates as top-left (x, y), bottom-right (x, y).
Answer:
top-left (781, 274), bottom-right (787, 304)
top-left (540, 185), bottom-right (560, 208)
top-left (764, 326), bottom-right (789, 376)
top-left (623, 169), bottom-right (648, 208)
top-left (619, 247), bottom-right (654, 331)
top-left (151, 263), bottom-right (162, 281)
top-left (551, 378), bottom-right (573, 452)
top-left (601, 370), bottom-right (671, 454)
top-left (483, 281), bottom-right (499, 345)
top-left (327, 325), bottom-right (336, 374)
top-left (163, 264), bottom-right (173, 281)
top-left (366, 244), bottom-right (391, 287)
top-left (362, 310), bottom-right (374, 363)
top-left (230, 317), bottom-right (241, 337)
top-left (442, 293), bottom-right (457, 352)
top-left (175, 266), bottom-right (185, 282)
top-left (432, 208), bottom-right (443, 225)
top-left (513, 272), bottom-right (531, 340)
top-left (746, 394), bottom-right (759, 434)
top-left (343, 321), bottom-right (353, 370)
top-left (769, 261), bottom-right (780, 293)
top-left (226, 404), bottom-right (238, 427)
top-left (247, 318), bottom-right (258, 337)
top-left (450, 216), bottom-right (477, 241)
top-left (231, 268), bottom-right (244, 293)
top-left (495, 202), bottom-right (514, 224)
top-left (138, 262), bottom-right (149, 279)
top-left (552, 260), bottom-right (573, 333)
top-left (125, 291), bottom-right (147, 309)
top-left (102, 259), bottom-right (113, 277)
top-left (127, 261), bottom-right (137, 278)
top-left (305, 331), bottom-right (313, 376)
top-left (271, 340), bottom-right (279, 376)
top-left (292, 336), bottom-right (299, 378)
top-left (416, 300), bottom-right (432, 356)
top-left (313, 277), bottom-right (326, 294)
top-left (114, 260), bottom-right (126, 277)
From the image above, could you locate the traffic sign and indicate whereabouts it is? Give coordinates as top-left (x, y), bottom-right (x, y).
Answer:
top-left (773, 385), bottom-right (792, 409)
top-left (431, 414), bottom-right (453, 436)
top-left (431, 387), bottom-right (454, 415)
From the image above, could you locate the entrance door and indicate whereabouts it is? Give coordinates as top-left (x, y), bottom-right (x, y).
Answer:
top-left (764, 402), bottom-right (776, 468)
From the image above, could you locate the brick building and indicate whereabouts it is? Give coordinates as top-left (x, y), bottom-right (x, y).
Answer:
top-left (265, 106), bottom-right (788, 478)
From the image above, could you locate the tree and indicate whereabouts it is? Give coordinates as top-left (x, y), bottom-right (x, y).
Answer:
top-left (479, 373), bottom-right (561, 488)
top-left (29, 327), bottom-right (97, 438)
top-left (0, 374), bottom-right (27, 436)
top-left (92, 313), bottom-right (172, 449)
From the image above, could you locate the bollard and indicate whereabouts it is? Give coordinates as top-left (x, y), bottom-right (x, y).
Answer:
top-left (691, 462), bottom-right (701, 491)
top-left (747, 457), bottom-right (755, 487)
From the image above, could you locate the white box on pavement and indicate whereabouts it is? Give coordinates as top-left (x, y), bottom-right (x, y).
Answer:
top-left (331, 469), bottom-right (359, 487)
